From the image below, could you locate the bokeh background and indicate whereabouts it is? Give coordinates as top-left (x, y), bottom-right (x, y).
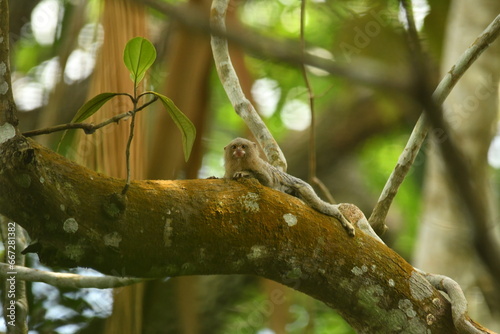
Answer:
top-left (1, 0), bottom-right (499, 333)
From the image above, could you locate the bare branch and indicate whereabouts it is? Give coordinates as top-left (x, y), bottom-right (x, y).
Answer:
top-left (0, 263), bottom-right (146, 289)
top-left (300, 0), bottom-right (336, 204)
top-left (22, 96), bottom-right (157, 138)
top-left (210, 0), bottom-right (287, 171)
top-left (368, 13), bottom-right (500, 234)
top-left (299, 0), bottom-right (336, 204)
top-left (299, 0), bottom-right (316, 179)
top-left (22, 112), bottom-right (131, 137)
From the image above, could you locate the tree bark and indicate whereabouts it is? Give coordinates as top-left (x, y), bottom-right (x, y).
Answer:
top-left (0, 135), bottom-right (459, 333)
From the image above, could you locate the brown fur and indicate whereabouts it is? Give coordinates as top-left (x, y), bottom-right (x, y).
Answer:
top-left (224, 138), bottom-right (355, 236)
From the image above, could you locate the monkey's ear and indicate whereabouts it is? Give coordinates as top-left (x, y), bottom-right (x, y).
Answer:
top-left (224, 145), bottom-right (227, 150)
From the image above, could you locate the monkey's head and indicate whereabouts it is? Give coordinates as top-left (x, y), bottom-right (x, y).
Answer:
top-left (224, 138), bottom-right (257, 162)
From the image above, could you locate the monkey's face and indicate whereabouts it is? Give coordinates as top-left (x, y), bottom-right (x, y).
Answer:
top-left (229, 143), bottom-right (248, 159)
top-left (224, 138), bottom-right (255, 161)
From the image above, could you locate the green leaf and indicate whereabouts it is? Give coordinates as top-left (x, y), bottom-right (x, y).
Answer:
top-left (57, 92), bottom-right (119, 155)
top-left (71, 92), bottom-right (119, 123)
top-left (148, 92), bottom-right (196, 161)
top-left (123, 37), bottom-right (156, 85)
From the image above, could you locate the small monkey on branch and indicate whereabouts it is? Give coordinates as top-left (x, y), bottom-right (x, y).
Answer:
top-left (224, 138), bottom-right (355, 236)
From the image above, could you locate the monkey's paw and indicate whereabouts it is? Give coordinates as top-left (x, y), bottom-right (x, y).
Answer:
top-left (233, 171), bottom-right (252, 179)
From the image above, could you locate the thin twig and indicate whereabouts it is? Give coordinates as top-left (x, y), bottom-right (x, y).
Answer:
top-left (0, 263), bottom-right (146, 289)
top-left (122, 111), bottom-right (136, 195)
top-left (311, 177), bottom-right (336, 204)
top-left (121, 88), bottom-right (154, 195)
top-left (23, 122), bottom-right (102, 137)
top-left (210, 0), bottom-right (287, 171)
top-left (368, 13), bottom-right (500, 234)
top-left (300, 0), bottom-right (315, 178)
top-left (22, 97), bottom-right (157, 138)
top-left (299, 0), bottom-right (336, 204)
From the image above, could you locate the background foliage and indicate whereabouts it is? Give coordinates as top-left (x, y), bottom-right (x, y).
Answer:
top-left (1, 0), bottom-right (499, 333)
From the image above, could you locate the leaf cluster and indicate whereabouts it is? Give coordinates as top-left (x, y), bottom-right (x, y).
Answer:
top-left (60, 37), bottom-right (196, 162)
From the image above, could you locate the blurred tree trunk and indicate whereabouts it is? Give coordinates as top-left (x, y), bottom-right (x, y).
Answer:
top-left (413, 0), bottom-right (500, 331)
top-left (37, 0), bottom-right (89, 148)
top-left (8, 0), bottom-right (38, 41)
top-left (72, 0), bottom-right (148, 333)
top-left (148, 0), bottom-right (211, 181)
top-left (74, 0), bottom-right (148, 178)
top-left (145, 0), bottom-right (212, 332)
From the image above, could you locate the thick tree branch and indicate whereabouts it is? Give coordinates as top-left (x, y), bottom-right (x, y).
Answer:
top-left (0, 135), bottom-right (474, 333)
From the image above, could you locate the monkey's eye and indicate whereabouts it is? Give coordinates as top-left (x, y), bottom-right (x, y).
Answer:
top-left (231, 145), bottom-right (237, 149)
top-left (242, 145), bottom-right (247, 149)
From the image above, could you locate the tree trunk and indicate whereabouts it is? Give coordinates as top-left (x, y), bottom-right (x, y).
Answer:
top-left (70, 0), bottom-right (149, 333)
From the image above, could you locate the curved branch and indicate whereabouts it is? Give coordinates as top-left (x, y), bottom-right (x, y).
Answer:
top-left (210, 0), bottom-right (287, 171)
top-left (0, 135), bottom-right (487, 333)
top-left (417, 269), bottom-right (495, 334)
top-left (368, 13), bottom-right (500, 233)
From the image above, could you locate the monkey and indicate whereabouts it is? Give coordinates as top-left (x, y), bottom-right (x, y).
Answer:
top-left (224, 137), bottom-right (355, 236)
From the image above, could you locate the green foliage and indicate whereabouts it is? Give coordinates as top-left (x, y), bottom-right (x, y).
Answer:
top-left (14, 43), bottom-right (49, 73)
top-left (71, 93), bottom-right (120, 123)
top-left (58, 37), bottom-right (195, 162)
top-left (148, 91), bottom-right (197, 162)
top-left (57, 92), bottom-right (120, 154)
top-left (123, 36), bottom-right (157, 85)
